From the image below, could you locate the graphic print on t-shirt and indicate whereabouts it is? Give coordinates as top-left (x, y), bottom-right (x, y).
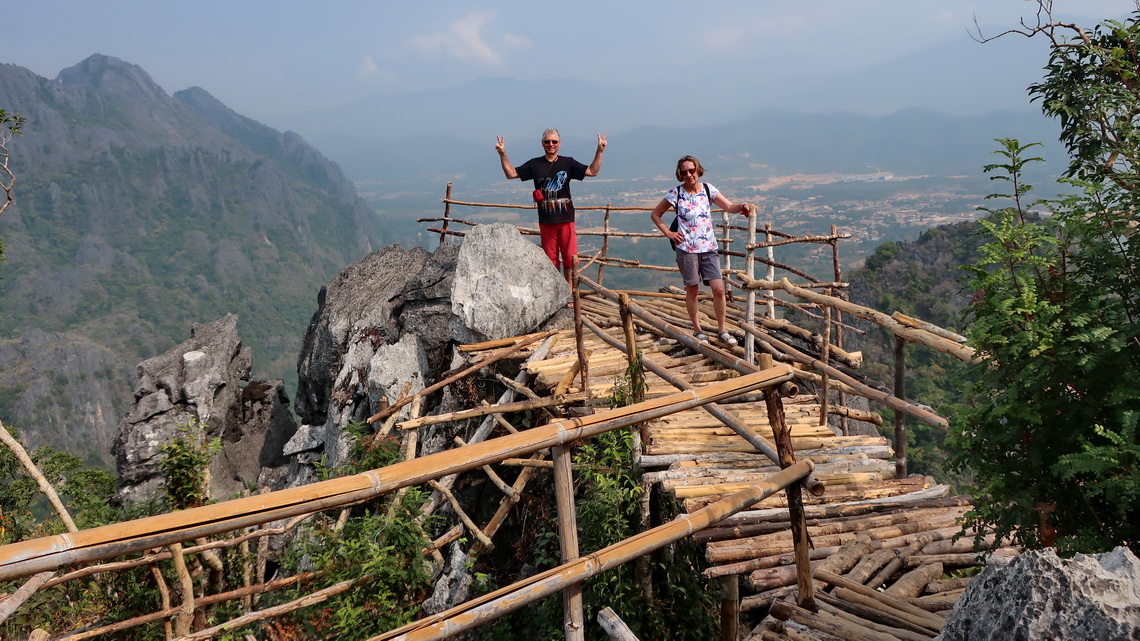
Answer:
top-left (542, 170), bottom-right (570, 216)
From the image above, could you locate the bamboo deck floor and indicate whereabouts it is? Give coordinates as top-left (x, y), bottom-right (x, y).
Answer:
top-left (486, 294), bottom-right (1017, 640)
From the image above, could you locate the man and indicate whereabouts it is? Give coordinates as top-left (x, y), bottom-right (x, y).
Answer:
top-left (495, 128), bottom-right (607, 283)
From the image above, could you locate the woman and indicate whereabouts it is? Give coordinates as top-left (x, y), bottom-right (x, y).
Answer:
top-left (650, 155), bottom-right (751, 345)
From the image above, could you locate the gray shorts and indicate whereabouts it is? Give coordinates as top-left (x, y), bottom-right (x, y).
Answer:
top-left (676, 250), bottom-right (722, 286)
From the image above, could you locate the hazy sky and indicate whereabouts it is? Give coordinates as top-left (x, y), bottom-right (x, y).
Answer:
top-left (6, 1), bottom-right (1138, 132)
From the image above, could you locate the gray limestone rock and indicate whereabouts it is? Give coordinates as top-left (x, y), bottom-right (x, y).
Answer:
top-left (113, 314), bottom-right (297, 504)
top-left (938, 547), bottom-right (1140, 641)
top-left (450, 223), bottom-right (571, 344)
top-left (291, 227), bottom-right (567, 470)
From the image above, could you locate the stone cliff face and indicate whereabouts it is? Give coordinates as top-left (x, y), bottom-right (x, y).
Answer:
top-left (114, 314), bottom-right (298, 504)
top-left (0, 330), bottom-right (129, 468)
top-left (0, 54), bottom-right (384, 463)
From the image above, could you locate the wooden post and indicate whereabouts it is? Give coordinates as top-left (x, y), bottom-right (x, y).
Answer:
top-left (894, 336), bottom-right (907, 478)
top-left (745, 205), bottom-right (757, 364)
top-left (831, 224), bottom-right (849, 436)
top-left (719, 575), bottom-right (739, 641)
top-left (170, 542), bottom-right (195, 636)
top-left (819, 296), bottom-right (832, 428)
top-left (573, 267), bottom-right (589, 394)
top-left (553, 444), bottom-right (585, 640)
top-left (440, 181), bottom-right (453, 248)
top-left (618, 293), bottom-right (643, 468)
top-left (758, 353), bottom-right (815, 611)
top-left (599, 205), bottom-right (611, 286)
top-left (764, 221), bottom-right (776, 320)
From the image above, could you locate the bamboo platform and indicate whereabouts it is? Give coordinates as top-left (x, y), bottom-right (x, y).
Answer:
top-left (465, 288), bottom-right (1014, 640)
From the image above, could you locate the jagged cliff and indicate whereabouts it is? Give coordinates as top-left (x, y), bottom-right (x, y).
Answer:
top-left (0, 55), bottom-right (384, 465)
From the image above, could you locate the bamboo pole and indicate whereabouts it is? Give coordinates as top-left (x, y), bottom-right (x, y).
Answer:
top-left (53, 571), bottom-right (320, 641)
top-left (0, 420), bottom-right (78, 532)
top-left (170, 542), bottom-right (194, 637)
top-left (371, 460), bottom-right (813, 641)
top-left (597, 607), bottom-right (640, 641)
top-left (737, 277), bottom-right (976, 362)
top-left (553, 443), bottom-right (585, 640)
top-left (439, 182), bottom-right (452, 247)
top-left (813, 570), bottom-right (945, 632)
top-left (720, 575), bottom-right (739, 641)
top-left (730, 319), bottom-right (948, 431)
top-left (894, 336), bottom-right (907, 479)
top-left (427, 480), bottom-right (493, 549)
top-left (760, 354), bottom-right (814, 610)
top-left (397, 393), bottom-right (588, 430)
top-left (892, 312), bottom-right (966, 343)
top-left (598, 205), bottom-right (611, 286)
top-left (580, 316), bottom-right (824, 497)
top-left (573, 267), bottom-right (589, 395)
top-left (0, 366), bottom-right (793, 582)
top-left (0, 571), bottom-right (53, 625)
top-left (745, 205), bottom-right (757, 363)
top-left (367, 331), bottom-right (555, 424)
top-left (768, 599), bottom-right (895, 641)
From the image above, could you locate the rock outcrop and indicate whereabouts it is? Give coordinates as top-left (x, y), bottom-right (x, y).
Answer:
top-left (113, 314), bottom-right (297, 504)
top-left (291, 223), bottom-right (570, 473)
top-left (938, 546), bottom-right (1140, 640)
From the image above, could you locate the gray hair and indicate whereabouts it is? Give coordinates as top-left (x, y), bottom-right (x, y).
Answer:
top-left (541, 128), bottom-right (560, 140)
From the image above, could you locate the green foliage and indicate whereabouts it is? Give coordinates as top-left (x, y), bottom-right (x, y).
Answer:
top-left (1054, 413), bottom-right (1140, 551)
top-left (0, 429), bottom-right (139, 639)
top-left (950, 137), bottom-right (1140, 554)
top-left (1030, 12), bottom-right (1140, 188)
top-left (0, 433), bottom-right (121, 543)
top-left (275, 423), bottom-right (435, 640)
top-left (158, 418), bottom-right (221, 510)
top-left (608, 351), bottom-right (649, 409)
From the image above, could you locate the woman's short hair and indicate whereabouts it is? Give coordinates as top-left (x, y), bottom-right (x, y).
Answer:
top-left (675, 155), bottom-right (705, 181)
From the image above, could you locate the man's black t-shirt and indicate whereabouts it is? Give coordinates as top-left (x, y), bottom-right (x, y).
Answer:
top-left (517, 155), bottom-right (588, 224)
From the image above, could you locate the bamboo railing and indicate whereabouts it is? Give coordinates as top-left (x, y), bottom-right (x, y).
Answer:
top-left (426, 184), bottom-right (958, 445)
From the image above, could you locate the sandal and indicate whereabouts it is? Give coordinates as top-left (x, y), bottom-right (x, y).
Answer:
top-left (719, 331), bottom-right (738, 347)
top-left (694, 332), bottom-right (709, 344)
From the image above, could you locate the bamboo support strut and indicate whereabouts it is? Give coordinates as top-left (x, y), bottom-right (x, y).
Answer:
top-left (0, 366), bottom-right (793, 582)
top-left (372, 460), bottom-right (814, 641)
top-left (0, 420), bottom-right (78, 533)
top-left (397, 392), bottom-right (589, 430)
top-left (737, 276), bottom-right (976, 362)
top-left (368, 331), bottom-right (555, 424)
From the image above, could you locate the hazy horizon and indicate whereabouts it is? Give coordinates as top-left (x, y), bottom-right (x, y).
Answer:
top-left (7, 1), bottom-right (1137, 140)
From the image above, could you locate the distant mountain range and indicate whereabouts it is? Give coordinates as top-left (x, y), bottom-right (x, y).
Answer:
top-left (315, 106), bottom-right (1069, 193)
top-left (294, 22), bottom-right (1070, 185)
top-left (0, 55), bottom-right (384, 465)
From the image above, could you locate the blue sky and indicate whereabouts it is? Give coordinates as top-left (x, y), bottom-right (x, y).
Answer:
top-left (6, 1), bottom-right (1138, 133)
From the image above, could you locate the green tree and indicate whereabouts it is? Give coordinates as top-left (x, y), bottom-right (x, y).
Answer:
top-left (951, 131), bottom-right (1140, 554)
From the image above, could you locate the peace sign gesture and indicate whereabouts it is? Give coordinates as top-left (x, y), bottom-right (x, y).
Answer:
top-left (495, 135), bottom-right (506, 156)
top-left (596, 132), bottom-right (608, 152)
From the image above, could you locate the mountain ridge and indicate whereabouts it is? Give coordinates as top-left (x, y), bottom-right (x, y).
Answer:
top-left (0, 54), bottom-right (385, 465)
